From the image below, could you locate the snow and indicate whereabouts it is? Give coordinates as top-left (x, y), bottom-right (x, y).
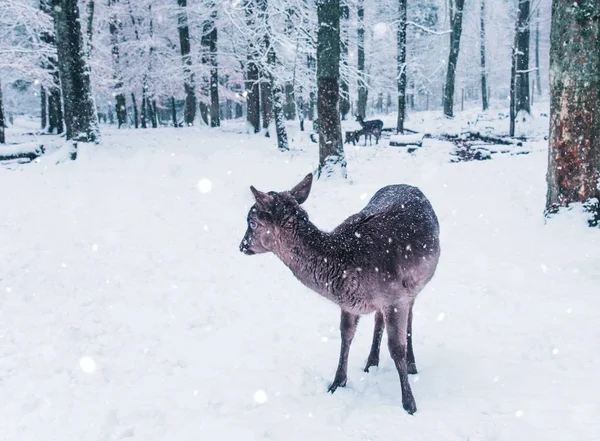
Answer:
top-left (1, 111), bottom-right (599, 441)
top-left (389, 133), bottom-right (425, 146)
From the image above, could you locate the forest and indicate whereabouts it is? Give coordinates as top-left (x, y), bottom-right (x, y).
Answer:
top-left (0, 1), bottom-right (599, 440)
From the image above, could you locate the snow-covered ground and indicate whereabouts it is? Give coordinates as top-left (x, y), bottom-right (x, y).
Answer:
top-left (1, 110), bottom-right (599, 441)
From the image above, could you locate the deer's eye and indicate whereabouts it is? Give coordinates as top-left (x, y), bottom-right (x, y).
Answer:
top-left (249, 220), bottom-right (258, 230)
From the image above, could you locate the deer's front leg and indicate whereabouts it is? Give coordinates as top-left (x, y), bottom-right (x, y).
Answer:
top-left (364, 310), bottom-right (385, 372)
top-left (384, 304), bottom-right (417, 414)
top-left (407, 303), bottom-right (418, 375)
top-left (328, 310), bottom-right (359, 394)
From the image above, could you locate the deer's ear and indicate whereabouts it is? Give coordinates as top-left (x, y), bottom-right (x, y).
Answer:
top-left (250, 186), bottom-right (274, 211)
top-left (290, 173), bottom-right (313, 204)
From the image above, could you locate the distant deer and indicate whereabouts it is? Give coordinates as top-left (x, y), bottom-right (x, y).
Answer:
top-left (356, 115), bottom-right (384, 145)
top-left (239, 174), bottom-right (441, 414)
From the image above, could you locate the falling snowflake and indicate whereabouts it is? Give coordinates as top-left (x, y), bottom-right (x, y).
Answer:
top-left (197, 178), bottom-right (212, 193)
top-left (79, 356), bottom-right (96, 373)
top-left (515, 410), bottom-right (524, 418)
top-left (253, 389), bottom-right (268, 404)
top-left (552, 348), bottom-right (559, 355)
top-left (437, 312), bottom-right (445, 321)
top-left (92, 244), bottom-right (98, 252)
top-left (360, 193), bottom-right (368, 200)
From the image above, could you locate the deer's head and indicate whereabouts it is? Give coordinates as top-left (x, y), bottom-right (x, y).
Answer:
top-left (239, 173), bottom-right (313, 255)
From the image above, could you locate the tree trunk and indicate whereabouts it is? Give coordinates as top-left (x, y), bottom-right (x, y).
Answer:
top-left (141, 94), bottom-right (147, 129)
top-left (40, 0), bottom-right (64, 134)
top-left (85, 0), bottom-right (95, 58)
top-left (151, 100), bottom-right (158, 128)
top-left (171, 96), bottom-right (178, 127)
top-left (109, 0), bottom-right (127, 128)
top-left (509, 41), bottom-right (517, 136)
top-left (357, 0), bottom-right (367, 118)
top-left (317, 0), bottom-right (346, 179)
top-left (52, 0), bottom-right (100, 142)
top-left (41, 86), bottom-right (48, 130)
top-left (208, 7), bottom-right (220, 128)
top-left (0, 80), bottom-right (5, 144)
top-left (535, 7), bottom-right (542, 96)
top-left (131, 93), bottom-right (139, 128)
top-left (443, 0), bottom-right (465, 118)
top-left (514, 0), bottom-right (531, 115)
top-left (244, 0), bottom-right (261, 133)
top-left (396, 0), bottom-right (407, 133)
top-left (177, 0), bottom-right (196, 126)
top-left (480, 0), bottom-right (489, 111)
top-left (258, 0), bottom-right (272, 131)
top-left (339, 1), bottom-right (350, 120)
top-left (545, 0), bottom-right (600, 225)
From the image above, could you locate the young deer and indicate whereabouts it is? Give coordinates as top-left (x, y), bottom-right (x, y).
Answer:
top-left (356, 115), bottom-right (384, 145)
top-left (239, 174), bottom-right (440, 414)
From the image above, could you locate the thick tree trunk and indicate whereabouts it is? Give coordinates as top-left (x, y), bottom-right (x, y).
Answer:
top-left (244, 0), bottom-right (261, 133)
top-left (514, 0), bottom-right (531, 115)
top-left (260, 74), bottom-right (273, 131)
top-left (546, 0), bottom-right (600, 224)
top-left (535, 7), bottom-right (542, 96)
top-left (317, 0), bottom-right (346, 179)
top-left (396, 0), bottom-right (407, 133)
top-left (480, 0), bottom-right (489, 111)
top-left (443, 0), bottom-right (465, 118)
top-left (356, 0), bottom-right (367, 118)
top-left (141, 94), bottom-right (147, 129)
top-left (177, 0), bottom-right (196, 125)
top-left (339, 1), bottom-right (350, 120)
top-left (52, 0), bottom-right (100, 142)
top-left (0, 80), bottom-right (5, 144)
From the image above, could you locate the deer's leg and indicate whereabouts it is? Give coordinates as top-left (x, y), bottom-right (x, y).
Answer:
top-left (328, 310), bottom-right (359, 394)
top-left (364, 310), bottom-right (385, 372)
top-left (384, 304), bottom-right (417, 414)
top-left (407, 303), bottom-right (418, 374)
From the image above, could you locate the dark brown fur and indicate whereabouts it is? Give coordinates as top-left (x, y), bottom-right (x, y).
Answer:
top-left (239, 174), bottom-right (440, 414)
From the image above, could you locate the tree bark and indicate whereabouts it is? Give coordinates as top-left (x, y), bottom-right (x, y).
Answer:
top-left (40, 0), bottom-right (64, 134)
top-left (52, 0), bottom-right (100, 142)
top-left (443, 0), bottom-right (465, 118)
top-left (41, 86), bottom-right (48, 130)
top-left (339, 1), bottom-right (350, 120)
top-left (177, 0), bottom-right (196, 126)
top-left (317, 0), bottom-right (346, 179)
top-left (109, 0), bottom-right (127, 128)
top-left (258, 0), bottom-right (271, 131)
top-left (356, 0), bottom-right (367, 118)
top-left (208, 6), bottom-right (220, 128)
top-left (171, 96), bottom-right (178, 127)
top-left (0, 80), bottom-right (5, 144)
top-left (396, 0), bottom-right (407, 133)
top-left (513, 0), bottom-right (531, 115)
top-left (131, 93), bottom-right (139, 129)
top-left (535, 7), bottom-right (542, 96)
top-left (480, 0), bottom-right (489, 111)
top-left (244, 0), bottom-right (261, 133)
top-left (546, 0), bottom-right (600, 224)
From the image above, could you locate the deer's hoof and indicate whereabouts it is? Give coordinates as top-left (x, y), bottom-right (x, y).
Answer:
top-left (328, 377), bottom-right (347, 394)
top-left (363, 358), bottom-right (379, 373)
top-left (402, 396), bottom-right (417, 415)
top-left (408, 362), bottom-right (418, 375)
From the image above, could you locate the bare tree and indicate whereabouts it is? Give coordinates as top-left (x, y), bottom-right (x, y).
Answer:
top-left (480, 0), bottom-right (489, 111)
top-left (356, 0), bottom-right (367, 118)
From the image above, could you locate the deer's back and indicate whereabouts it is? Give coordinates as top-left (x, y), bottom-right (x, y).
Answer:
top-left (331, 184), bottom-right (440, 306)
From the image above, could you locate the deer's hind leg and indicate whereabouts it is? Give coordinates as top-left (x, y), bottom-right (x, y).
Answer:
top-left (384, 303), bottom-right (417, 414)
top-left (328, 310), bottom-right (359, 394)
top-left (364, 310), bottom-right (385, 372)
top-left (407, 302), bottom-right (418, 374)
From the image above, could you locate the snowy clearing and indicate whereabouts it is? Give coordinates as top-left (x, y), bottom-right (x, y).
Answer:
top-left (1, 115), bottom-right (599, 441)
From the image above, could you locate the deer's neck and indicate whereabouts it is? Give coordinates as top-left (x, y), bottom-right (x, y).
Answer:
top-left (275, 220), bottom-right (352, 304)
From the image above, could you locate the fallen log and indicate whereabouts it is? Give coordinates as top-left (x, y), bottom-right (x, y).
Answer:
top-left (0, 142), bottom-right (45, 162)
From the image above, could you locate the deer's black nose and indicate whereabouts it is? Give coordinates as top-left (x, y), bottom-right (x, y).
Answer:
top-left (239, 240), bottom-right (254, 255)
